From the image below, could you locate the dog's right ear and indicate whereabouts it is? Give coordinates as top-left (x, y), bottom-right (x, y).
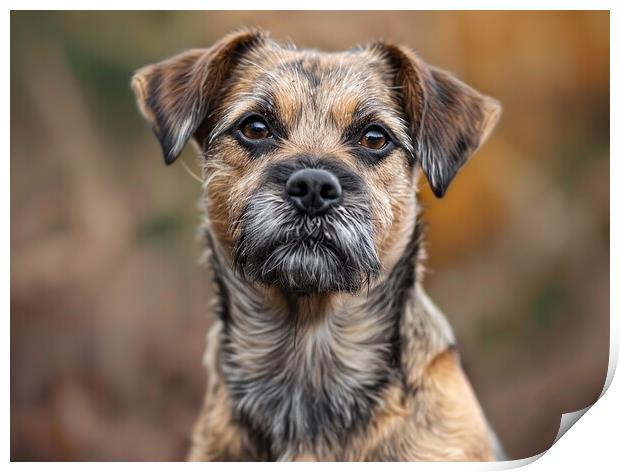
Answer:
top-left (131, 29), bottom-right (267, 165)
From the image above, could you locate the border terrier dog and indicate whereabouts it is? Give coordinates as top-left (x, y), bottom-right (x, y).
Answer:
top-left (132, 29), bottom-right (503, 461)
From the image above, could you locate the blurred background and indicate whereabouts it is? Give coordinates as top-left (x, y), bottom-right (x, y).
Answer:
top-left (10, 11), bottom-right (609, 461)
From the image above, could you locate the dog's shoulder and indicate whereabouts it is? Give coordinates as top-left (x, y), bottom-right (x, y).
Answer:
top-left (347, 345), bottom-right (496, 461)
top-left (384, 286), bottom-right (498, 460)
top-left (353, 348), bottom-right (495, 461)
top-left (419, 348), bottom-right (496, 460)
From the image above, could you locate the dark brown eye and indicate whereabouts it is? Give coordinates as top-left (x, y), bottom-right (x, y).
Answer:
top-left (359, 127), bottom-right (388, 150)
top-left (240, 116), bottom-right (271, 140)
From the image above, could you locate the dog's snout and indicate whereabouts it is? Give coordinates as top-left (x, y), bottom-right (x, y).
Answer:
top-left (286, 168), bottom-right (342, 216)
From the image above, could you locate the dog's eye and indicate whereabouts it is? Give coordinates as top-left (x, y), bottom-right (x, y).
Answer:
top-left (240, 116), bottom-right (272, 140)
top-left (359, 126), bottom-right (389, 150)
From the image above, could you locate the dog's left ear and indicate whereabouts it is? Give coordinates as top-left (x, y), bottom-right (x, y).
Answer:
top-left (131, 29), bottom-right (268, 165)
top-left (375, 43), bottom-right (501, 197)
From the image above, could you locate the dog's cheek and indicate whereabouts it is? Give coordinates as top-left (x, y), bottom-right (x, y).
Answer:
top-left (204, 157), bottom-right (253, 253)
top-left (202, 140), bottom-right (256, 250)
top-left (368, 187), bottom-right (393, 252)
top-left (205, 160), bottom-right (240, 253)
top-left (370, 161), bottom-right (417, 266)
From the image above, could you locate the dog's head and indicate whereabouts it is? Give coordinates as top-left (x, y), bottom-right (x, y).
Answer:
top-left (132, 29), bottom-right (500, 295)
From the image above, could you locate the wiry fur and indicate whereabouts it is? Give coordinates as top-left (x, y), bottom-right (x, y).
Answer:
top-left (233, 157), bottom-right (381, 294)
top-left (131, 29), bottom-right (504, 461)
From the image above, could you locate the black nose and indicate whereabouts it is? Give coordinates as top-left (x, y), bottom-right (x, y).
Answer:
top-left (285, 168), bottom-right (342, 216)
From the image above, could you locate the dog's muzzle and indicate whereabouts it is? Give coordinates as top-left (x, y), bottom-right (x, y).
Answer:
top-left (233, 158), bottom-right (381, 295)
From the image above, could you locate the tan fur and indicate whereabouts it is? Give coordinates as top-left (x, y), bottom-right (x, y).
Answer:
top-left (132, 29), bottom-right (501, 462)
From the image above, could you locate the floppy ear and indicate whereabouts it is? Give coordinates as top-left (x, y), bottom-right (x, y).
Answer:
top-left (131, 29), bottom-right (267, 165)
top-left (376, 44), bottom-right (501, 197)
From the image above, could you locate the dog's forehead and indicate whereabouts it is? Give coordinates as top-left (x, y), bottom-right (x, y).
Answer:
top-left (242, 46), bottom-right (391, 96)
top-left (213, 46), bottom-right (407, 142)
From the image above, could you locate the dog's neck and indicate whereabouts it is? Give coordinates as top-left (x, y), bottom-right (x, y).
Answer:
top-left (204, 215), bottom-right (453, 459)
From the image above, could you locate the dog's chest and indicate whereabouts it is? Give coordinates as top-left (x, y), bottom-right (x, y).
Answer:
top-left (220, 297), bottom-right (400, 456)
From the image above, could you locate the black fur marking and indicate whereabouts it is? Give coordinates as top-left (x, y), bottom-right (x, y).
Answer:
top-left (234, 410), bottom-right (274, 461)
top-left (206, 233), bottom-right (231, 326)
top-left (264, 156), bottom-right (365, 193)
top-left (278, 59), bottom-right (323, 88)
top-left (387, 219), bottom-right (425, 374)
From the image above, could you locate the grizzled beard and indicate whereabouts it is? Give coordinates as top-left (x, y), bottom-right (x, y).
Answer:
top-left (232, 158), bottom-right (381, 294)
top-left (205, 213), bottom-right (425, 459)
